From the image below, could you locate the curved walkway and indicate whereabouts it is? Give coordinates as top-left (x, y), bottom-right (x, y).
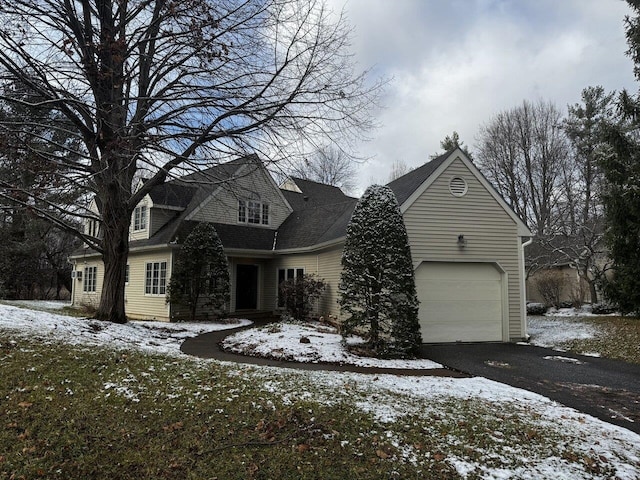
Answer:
top-left (180, 323), bottom-right (467, 377)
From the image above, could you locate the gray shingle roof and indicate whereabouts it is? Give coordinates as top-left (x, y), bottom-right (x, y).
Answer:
top-left (74, 154), bottom-right (449, 258)
top-left (149, 183), bottom-right (197, 208)
top-left (386, 151), bottom-right (450, 205)
top-left (274, 178), bottom-right (357, 249)
top-left (212, 223), bottom-right (276, 250)
top-left (148, 155), bottom-right (256, 210)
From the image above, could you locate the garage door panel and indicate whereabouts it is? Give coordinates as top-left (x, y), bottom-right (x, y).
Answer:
top-left (416, 262), bottom-right (503, 343)
top-left (425, 280), bottom-right (501, 301)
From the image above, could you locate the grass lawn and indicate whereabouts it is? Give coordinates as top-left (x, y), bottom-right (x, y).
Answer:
top-left (562, 316), bottom-right (640, 364)
top-left (529, 315), bottom-right (640, 364)
top-left (2, 304), bottom-right (640, 479)
top-left (0, 336), bottom-right (637, 479)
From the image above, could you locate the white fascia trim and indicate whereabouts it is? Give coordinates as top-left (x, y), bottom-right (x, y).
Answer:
top-left (151, 204), bottom-right (185, 211)
top-left (400, 148), bottom-right (532, 237)
top-left (223, 248), bottom-right (276, 259)
top-left (224, 237), bottom-right (345, 257)
top-left (68, 250), bottom-right (102, 261)
top-left (68, 243), bottom-right (178, 261)
top-left (273, 237), bottom-right (345, 255)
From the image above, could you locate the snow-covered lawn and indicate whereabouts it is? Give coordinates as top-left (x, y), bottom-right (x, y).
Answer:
top-left (221, 321), bottom-right (443, 369)
top-left (528, 315), bottom-right (602, 350)
top-left (0, 302), bottom-right (250, 356)
top-left (1, 303), bottom-right (639, 479)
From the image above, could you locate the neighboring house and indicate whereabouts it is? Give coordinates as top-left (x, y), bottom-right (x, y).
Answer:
top-left (525, 236), bottom-right (609, 305)
top-left (69, 149), bottom-right (532, 343)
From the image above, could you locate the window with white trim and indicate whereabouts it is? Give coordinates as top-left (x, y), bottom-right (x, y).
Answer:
top-left (277, 267), bottom-right (304, 308)
top-left (85, 219), bottom-right (102, 238)
top-left (134, 205), bottom-right (147, 231)
top-left (145, 261), bottom-right (167, 295)
top-left (238, 199), bottom-right (269, 225)
top-left (83, 266), bottom-right (97, 293)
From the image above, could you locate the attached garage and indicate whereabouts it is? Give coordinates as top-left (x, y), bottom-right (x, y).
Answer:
top-left (416, 262), bottom-right (505, 343)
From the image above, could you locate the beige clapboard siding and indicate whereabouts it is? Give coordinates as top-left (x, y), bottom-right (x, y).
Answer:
top-left (150, 208), bottom-right (177, 236)
top-left (403, 157), bottom-right (524, 340)
top-left (72, 260), bottom-right (103, 310)
top-left (124, 250), bottom-right (173, 321)
top-left (316, 246), bottom-right (344, 319)
top-left (189, 166), bottom-right (290, 228)
top-left (263, 254), bottom-right (320, 312)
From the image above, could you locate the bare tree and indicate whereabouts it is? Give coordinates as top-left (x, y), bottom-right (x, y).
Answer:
top-left (0, 0), bottom-right (383, 323)
top-left (287, 146), bottom-right (357, 193)
top-left (476, 100), bottom-right (569, 236)
top-left (388, 159), bottom-right (411, 182)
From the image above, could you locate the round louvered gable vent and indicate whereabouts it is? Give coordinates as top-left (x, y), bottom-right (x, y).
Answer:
top-left (449, 177), bottom-right (468, 197)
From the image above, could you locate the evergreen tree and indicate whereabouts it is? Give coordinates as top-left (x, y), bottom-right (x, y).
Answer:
top-left (430, 131), bottom-right (473, 159)
top-left (167, 223), bottom-right (230, 321)
top-left (600, 111), bottom-right (640, 313)
top-left (338, 185), bottom-right (421, 357)
top-left (598, 1), bottom-right (640, 313)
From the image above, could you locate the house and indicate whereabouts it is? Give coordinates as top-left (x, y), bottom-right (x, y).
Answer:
top-left (524, 235), bottom-right (609, 306)
top-left (69, 149), bottom-right (532, 343)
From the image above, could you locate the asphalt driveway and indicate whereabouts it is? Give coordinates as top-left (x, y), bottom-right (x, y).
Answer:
top-left (421, 342), bottom-right (640, 434)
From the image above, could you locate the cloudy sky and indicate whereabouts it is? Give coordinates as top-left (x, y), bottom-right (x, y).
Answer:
top-left (330, 0), bottom-right (638, 191)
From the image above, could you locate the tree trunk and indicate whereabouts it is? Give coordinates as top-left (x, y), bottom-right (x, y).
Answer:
top-left (96, 186), bottom-right (130, 324)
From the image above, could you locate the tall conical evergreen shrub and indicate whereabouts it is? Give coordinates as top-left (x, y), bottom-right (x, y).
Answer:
top-left (167, 222), bottom-right (230, 321)
top-left (339, 185), bottom-right (421, 357)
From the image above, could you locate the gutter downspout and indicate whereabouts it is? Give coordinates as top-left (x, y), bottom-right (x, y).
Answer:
top-left (520, 237), bottom-right (534, 340)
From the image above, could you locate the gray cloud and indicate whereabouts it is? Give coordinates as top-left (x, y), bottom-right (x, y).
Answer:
top-left (329, 0), bottom-right (637, 191)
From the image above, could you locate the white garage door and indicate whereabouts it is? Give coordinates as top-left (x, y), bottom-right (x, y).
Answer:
top-left (416, 262), bottom-right (503, 343)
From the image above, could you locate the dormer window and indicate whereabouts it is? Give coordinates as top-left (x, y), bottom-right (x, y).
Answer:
top-left (238, 199), bottom-right (269, 225)
top-left (85, 218), bottom-right (102, 238)
top-left (134, 205), bottom-right (147, 231)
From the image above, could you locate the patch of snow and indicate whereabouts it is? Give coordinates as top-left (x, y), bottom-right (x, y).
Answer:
top-left (1, 304), bottom-right (639, 479)
top-left (0, 303), bottom-right (250, 356)
top-left (528, 316), bottom-right (601, 348)
top-left (248, 367), bottom-right (640, 479)
top-left (543, 355), bottom-right (586, 365)
top-left (2, 300), bottom-right (70, 310)
top-left (221, 322), bottom-right (443, 369)
top-left (545, 305), bottom-right (618, 317)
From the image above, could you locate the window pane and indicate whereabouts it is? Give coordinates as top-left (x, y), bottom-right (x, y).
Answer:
top-left (159, 262), bottom-right (167, 294)
top-left (238, 200), bottom-right (246, 223)
top-left (296, 268), bottom-right (304, 278)
top-left (145, 263), bottom-right (152, 294)
top-left (248, 201), bottom-right (260, 224)
top-left (140, 206), bottom-right (147, 229)
top-left (261, 204), bottom-right (269, 225)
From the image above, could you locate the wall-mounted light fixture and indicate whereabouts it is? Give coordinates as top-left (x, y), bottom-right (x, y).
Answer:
top-left (457, 234), bottom-right (467, 248)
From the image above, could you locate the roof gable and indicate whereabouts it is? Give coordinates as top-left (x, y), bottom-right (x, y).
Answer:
top-left (388, 149), bottom-right (531, 237)
top-left (185, 155), bottom-right (293, 221)
top-left (387, 151), bottom-right (449, 205)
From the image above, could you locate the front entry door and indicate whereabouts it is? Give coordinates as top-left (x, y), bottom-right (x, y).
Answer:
top-left (236, 264), bottom-right (258, 310)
